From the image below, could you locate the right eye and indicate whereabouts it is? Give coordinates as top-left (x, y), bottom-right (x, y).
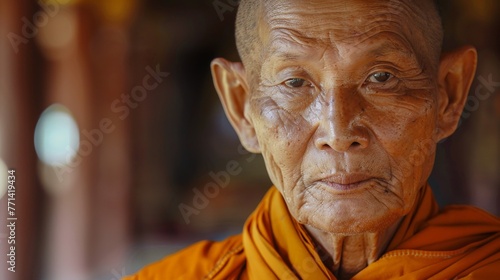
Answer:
top-left (367, 72), bottom-right (394, 83)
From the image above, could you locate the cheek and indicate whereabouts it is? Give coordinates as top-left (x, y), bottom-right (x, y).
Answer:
top-left (250, 95), bottom-right (318, 194)
top-left (367, 93), bottom-right (438, 206)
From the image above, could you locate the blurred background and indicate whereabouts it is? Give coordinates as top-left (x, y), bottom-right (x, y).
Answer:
top-left (0, 0), bottom-right (498, 279)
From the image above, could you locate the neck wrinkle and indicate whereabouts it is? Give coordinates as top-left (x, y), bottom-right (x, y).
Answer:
top-left (298, 183), bottom-right (437, 277)
top-left (304, 218), bottom-right (402, 278)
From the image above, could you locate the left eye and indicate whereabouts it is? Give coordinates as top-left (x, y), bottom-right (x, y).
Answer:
top-left (368, 72), bottom-right (393, 83)
top-left (284, 78), bottom-right (309, 88)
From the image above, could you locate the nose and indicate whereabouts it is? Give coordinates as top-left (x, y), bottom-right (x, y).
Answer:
top-left (314, 93), bottom-right (369, 153)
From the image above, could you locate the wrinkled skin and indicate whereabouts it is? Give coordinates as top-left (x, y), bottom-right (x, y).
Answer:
top-left (253, 0), bottom-right (438, 235)
top-left (211, 0), bottom-right (477, 278)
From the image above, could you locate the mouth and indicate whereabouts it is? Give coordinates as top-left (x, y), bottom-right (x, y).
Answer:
top-left (316, 173), bottom-right (375, 193)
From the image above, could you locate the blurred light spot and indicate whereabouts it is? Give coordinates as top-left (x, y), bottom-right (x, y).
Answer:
top-left (0, 159), bottom-right (7, 199)
top-left (458, 0), bottom-right (497, 23)
top-left (34, 104), bottom-right (80, 166)
top-left (38, 9), bottom-right (77, 59)
top-left (91, 0), bottom-right (137, 23)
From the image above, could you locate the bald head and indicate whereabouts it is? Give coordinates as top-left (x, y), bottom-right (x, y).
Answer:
top-left (235, 0), bottom-right (443, 76)
top-left (213, 0), bottom-right (476, 247)
top-left (234, 0), bottom-right (262, 77)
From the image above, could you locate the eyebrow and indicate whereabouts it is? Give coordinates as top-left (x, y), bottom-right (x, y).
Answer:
top-left (270, 51), bottom-right (305, 61)
top-left (365, 40), bottom-right (424, 70)
top-left (265, 47), bottom-right (310, 65)
top-left (367, 41), bottom-right (415, 59)
top-left (266, 37), bottom-right (417, 66)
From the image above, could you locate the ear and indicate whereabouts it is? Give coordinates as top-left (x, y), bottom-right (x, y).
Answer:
top-left (435, 46), bottom-right (478, 141)
top-left (211, 58), bottom-right (260, 153)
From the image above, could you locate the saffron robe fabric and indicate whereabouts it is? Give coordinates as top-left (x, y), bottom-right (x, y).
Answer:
top-left (123, 184), bottom-right (500, 279)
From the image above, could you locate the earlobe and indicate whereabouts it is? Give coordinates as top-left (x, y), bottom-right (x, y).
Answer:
top-left (210, 58), bottom-right (261, 153)
top-left (436, 46), bottom-right (478, 141)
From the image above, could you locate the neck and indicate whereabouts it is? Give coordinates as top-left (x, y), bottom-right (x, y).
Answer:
top-left (305, 219), bottom-right (402, 280)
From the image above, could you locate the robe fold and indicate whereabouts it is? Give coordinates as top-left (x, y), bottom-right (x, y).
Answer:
top-left (123, 184), bottom-right (500, 279)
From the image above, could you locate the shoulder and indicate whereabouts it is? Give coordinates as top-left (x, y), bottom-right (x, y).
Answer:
top-left (428, 204), bottom-right (500, 232)
top-left (363, 205), bottom-right (500, 279)
top-left (415, 205), bottom-right (500, 273)
top-left (405, 204), bottom-right (500, 249)
top-left (123, 234), bottom-right (246, 280)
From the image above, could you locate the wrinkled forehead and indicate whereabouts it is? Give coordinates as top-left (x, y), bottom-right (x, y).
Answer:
top-left (258, 0), bottom-right (434, 66)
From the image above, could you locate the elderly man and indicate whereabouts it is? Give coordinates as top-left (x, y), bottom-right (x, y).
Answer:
top-left (125, 0), bottom-right (500, 279)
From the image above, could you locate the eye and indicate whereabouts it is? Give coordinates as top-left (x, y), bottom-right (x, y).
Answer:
top-left (284, 78), bottom-right (310, 88)
top-left (368, 72), bottom-right (393, 83)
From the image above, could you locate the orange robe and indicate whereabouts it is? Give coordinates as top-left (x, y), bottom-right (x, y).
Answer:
top-left (123, 184), bottom-right (500, 279)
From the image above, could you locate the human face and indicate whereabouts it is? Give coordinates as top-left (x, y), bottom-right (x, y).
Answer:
top-left (247, 0), bottom-right (440, 234)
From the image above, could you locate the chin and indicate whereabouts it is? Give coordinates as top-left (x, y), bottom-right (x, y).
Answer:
top-left (297, 205), bottom-right (404, 235)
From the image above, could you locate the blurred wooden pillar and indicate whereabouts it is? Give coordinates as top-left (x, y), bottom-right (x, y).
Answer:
top-left (31, 0), bottom-right (135, 279)
top-left (36, 3), bottom-right (94, 280)
top-left (84, 0), bottom-right (137, 277)
top-left (0, 1), bottom-right (42, 280)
